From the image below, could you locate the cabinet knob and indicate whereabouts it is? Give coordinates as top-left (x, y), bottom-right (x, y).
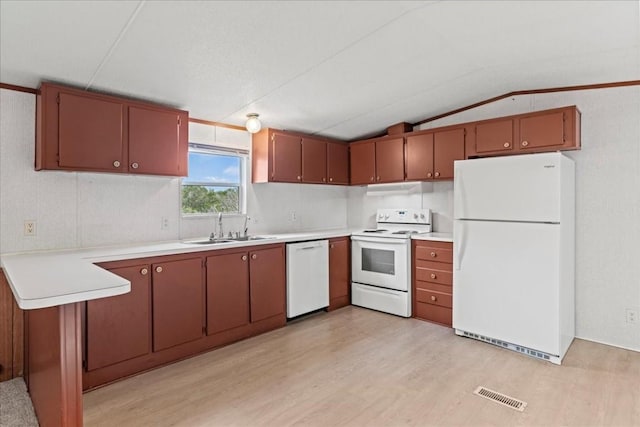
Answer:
top-left (330, 244), bottom-right (335, 249)
top-left (113, 160), bottom-right (121, 168)
top-left (329, 177), bottom-right (333, 182)
top-left (434, 172), bottom-right (440, 178)
top-left (427, 172), bottom-right (432, 178)
top-left (155, 266), bottom-right (163, 273)
top-left (431, 295), bottom-right (437, 302)
top-left (430, 252), bottom-right (437, 258)
top-left (430, 273), bottom-right (437, 279)
top-left (376, 176), bottom-right (380, 181)
top-left (251, 254), bottom-right (257, 260)
top-left (322, 177), bottom-right (326, 182)
top-left (521, 140), bottom-right (529, 147)
top-left (131, 162), bottom-right (139, 169)
top-left (241, 255), bottom-right (247, 261)
top-left (370, 177), bottom-right (374, 182)
top-left (297, 175), bottom-right (301, 180)
top-left (140, 268), bottom-right (148, 275)
top-left (503, 142), bottom-right (510, 148)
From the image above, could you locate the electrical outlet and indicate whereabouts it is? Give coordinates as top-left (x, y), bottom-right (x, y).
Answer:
top-left (626, 309), bottom-right (638, 324)
top-left (161, 217), bottom-right (169, 230)
top-left (289, 211), bottom-right (297, 222)
top-left (24, 220), bottom-right (36, 236)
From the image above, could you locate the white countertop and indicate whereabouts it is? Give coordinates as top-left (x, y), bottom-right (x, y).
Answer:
top-left (1, 229), bottom-right (352, 310)
top-left (411, 232), bottom-right (453, 242)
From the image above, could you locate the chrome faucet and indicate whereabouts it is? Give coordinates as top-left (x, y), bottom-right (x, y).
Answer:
top-left (218, 212), bottom-right (223, 239)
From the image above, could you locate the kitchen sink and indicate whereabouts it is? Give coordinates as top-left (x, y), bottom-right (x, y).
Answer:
top-left (182, 236), bottom-right (273, 245)
top-left (229, 236), bottom-right (271, 241)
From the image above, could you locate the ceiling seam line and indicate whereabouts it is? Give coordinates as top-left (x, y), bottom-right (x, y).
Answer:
top-left (219, 0), bottom-right (440, 122)
top-left (84, 0), bottom-right (146, 90)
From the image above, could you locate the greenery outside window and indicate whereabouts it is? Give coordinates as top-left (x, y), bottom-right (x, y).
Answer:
top-left (181, 143), bottom-right (247, 215)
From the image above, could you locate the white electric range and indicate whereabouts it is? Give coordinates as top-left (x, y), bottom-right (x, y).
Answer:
top-left (351, 208), bottom-right (431, 317)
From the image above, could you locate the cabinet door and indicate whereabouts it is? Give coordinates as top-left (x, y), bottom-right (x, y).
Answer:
top-left (152, 258), bottom-right (204, 351)
top-left (249, 246), bottom-right (285, 322)
top-left (206, 252), bottom-right (250, 335)
top-left (329, 238), bottom-right (350, 305)
top-left (128, 106), bottom-right (184, 176)
top-left (58, 92), bottom-right (124, 171)
top-left (475, 119), bottom-right (514, 154)
top-left (350, 141), bottom-right (376, 185)
top-left (271, 132), bottom-right (302, 182)
top-left (519, 111), bottom-right (565, 150)
top-left (375, 137), bottom-right (405, 183)
top-left (86, 265), bottom-right (151, 371)
top-left (405, 133), bottom-right (434, 181)
top-left (433, 128), bottom-right (465, 180)
top-left (301, 137), bottom-right (327, 184)
top-left (327, 142), bottom-right (349, 185)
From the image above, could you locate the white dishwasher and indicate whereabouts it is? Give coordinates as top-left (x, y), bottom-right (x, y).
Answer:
top-left (286, 240), bottom-right (329, 318)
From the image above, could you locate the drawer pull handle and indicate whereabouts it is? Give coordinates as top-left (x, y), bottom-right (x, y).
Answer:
top-left (430, 252), bottom-right (437, 258)
top-left (252, 254), bottom-right (257, 260)
top-left (241, 255), bottom-right (247, 261)
top-left (140, 268), bottom-right (148, 275)
top-left (431, 295), bottom-right (437, 302)
top-left (503, 142), bottom-right (510, 148)
top-left (430, 273), bottom-right (437, 279)
top-left (521, 140), bottom-right (529, 147)
top-left (113, 160), bottom-right (121, 168)
top-left (155, 266), bottom-right (163, 273)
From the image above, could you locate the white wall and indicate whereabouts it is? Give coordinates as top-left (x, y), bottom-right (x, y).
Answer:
top-left (0, 89), bottom-right (349, 255)
top-left (415, 85), bottom-right (640, 352)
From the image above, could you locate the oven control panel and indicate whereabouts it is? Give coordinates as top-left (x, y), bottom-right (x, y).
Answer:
top-left (376, 208), bottom-right (431, 224)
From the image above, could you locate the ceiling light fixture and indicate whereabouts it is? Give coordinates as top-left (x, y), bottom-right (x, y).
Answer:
top-left (245, 113), bottom-right (262, 133)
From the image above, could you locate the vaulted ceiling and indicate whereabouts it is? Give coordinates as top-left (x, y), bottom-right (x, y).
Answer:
top-left (1, 1), bottom-right (639, 140)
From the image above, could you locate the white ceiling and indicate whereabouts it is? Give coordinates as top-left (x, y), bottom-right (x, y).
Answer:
top-left (1, 1), bottom-right (639, 140)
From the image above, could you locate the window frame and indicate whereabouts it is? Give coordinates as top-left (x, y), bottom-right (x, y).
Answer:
top-left (181, 143), bottom-right (248, 217)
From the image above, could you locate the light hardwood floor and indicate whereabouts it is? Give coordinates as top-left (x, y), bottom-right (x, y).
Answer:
top-left (84, 306), bottom-right (640, 427)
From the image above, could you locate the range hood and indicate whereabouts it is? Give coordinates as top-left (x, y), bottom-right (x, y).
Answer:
top-left (365, 181), bottom-right (432, 196)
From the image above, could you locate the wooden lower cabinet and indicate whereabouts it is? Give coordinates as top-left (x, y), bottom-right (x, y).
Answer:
top-left (86, 264), bottom-right (151, 371)
top-left (328, 237), bottom-right (350, 310)
top-left (83, 244), bottom-right (286, 391)
top-left (412, 240), bottom-right (453, 327)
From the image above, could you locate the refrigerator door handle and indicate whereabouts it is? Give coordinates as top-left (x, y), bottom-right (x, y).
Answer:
top-left (455, 220), bottom-right (466, 271)
top-left (454, 171), bottom-right (466, 220)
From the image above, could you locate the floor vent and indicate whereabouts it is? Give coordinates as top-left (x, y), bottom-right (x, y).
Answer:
top-left (473, 386), bottom-right (527, 412)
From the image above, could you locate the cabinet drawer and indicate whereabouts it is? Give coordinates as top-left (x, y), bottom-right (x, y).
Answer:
top-left (415, 302), bottom-right (452, 326)
top-left (415, 288), bottom-right (452, 308)
top-left (415, 267), bottom-right (452, 286)
top-left (416, 281), bottom-right (451, 294)
top-left (415, 245), bottom-right (452, 263)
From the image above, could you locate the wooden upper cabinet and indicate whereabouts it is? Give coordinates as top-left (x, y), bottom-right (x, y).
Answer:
top-left (248, 246), bottom-right (285, 323)
top-left (301, 137), bottom-right (327, 184)
top-left (405, 133), bottom-right (434, 180)
top-left (86, 264), bottom-right (151, 371)
top-left (128, 106), bottom-right (188, 176)
top-left (206, 251), bottom-right (250, 335)
top-left (36, 83), bottom-right (188, 176)
top-left (375, 137), bottom-right (405, 183)
top-left (475, 119), bottom-right (514, 154)
top-left (152, 258), bottom-right (204, 352)
top-left (57, 92), bottom-right (125, 171)
top-left (519, 110), bottom-right (570, 150)
top-left (327, 142), bottom-right (349, 185)
top-left (271, 131), bottom-right (302, 182)
top-left (349, 141), bottom-right (376, 185)
top-left (433, 128), bottom-right (465, 180)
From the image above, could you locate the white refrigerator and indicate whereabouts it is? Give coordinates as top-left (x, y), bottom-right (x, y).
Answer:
top-left (453, 152), bottom-right (575, 364)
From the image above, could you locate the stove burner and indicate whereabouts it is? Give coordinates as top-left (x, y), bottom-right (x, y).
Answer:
top-left (363, 229), bottom-right (388, 233)
top-left (392, 230), bottom-right (417, 235)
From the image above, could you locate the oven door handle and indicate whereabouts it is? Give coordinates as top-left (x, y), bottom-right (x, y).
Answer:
top-left (351, 236), bottom-right (408, 245)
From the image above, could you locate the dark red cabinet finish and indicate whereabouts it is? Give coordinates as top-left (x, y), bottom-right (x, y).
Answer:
top-left (433, 128), bottom-right (465, 180)
top-left (206, 251), bottom-right (250, 335)
top-left (249, 246), bottom-right (286, 322)
top-left (413, 240), bottom-right (453, 327)
top-left (128, 106), bottom-right (186, 176)
top-left (474, 119), bottom-right (514, 154)
top-left (86, 265), bottom-right (151, 371)
top-left (271, 131), bottom-right (302, 182)
top-left (152, 258), bottom-right (204, 352)
top-left (405, 133), bottom-right (434, 180)
top-left (36, 82), bottom-right (188, 176)
top-left (327, 142), bottom-right (349, 184)
top-left (375, 137), bottom-right (405, 183)
top-left (302, 137), bottom-right (327, 183)
top-left (349, 141), bottom-right (376, 185)
top-left (328, 237), bottom-right (350, 311)
top-left (57, 92), bottom-right (125, 171)
top-left (519, 110), bottom-right (566, 150)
